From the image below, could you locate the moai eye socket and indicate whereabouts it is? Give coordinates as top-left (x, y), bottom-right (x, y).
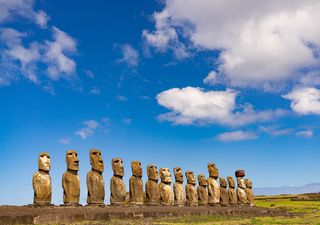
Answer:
top-left (75, 153), bottom-right (78, 157)
top-left (47, 155), bottom-right (50, 159)
top-left (115, 159), bottom-right (119, 163)
top-left (68, 153), bottom-right (73, 156)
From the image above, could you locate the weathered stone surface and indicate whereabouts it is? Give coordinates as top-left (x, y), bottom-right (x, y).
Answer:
top-left (110, 158), bottom-right (126, 206)
top-left (62, 150), bottom-right (80, 206)
top-left (236, 177), bottom-right (248, 205)
top-left (159, 168), bottom-right (173, 205)
top-left (87, 149), bottom-right (105, 205)
top-left (129, 161), bottom-right (143, 205)
top-left (33, 152), bottom-right (52, 206)
top-left (219, 177), bottom-right (229, 206)
top-left (197, 174), bottom-right (208, 206)
top-left (146, 164), bottom-right (160, 205)
top-left (227, 176), bottom-right (237, 206)
top-left (185, 171), bottom-right (197, 206)
top-left (207, 163), bottom-right (220, 206)
top-left (173, 167), bottom-right (185, 206)
top-left (245, 178), bottom-right (255, 206)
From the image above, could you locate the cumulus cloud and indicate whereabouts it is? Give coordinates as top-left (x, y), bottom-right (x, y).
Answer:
top-left (295, 130), bottom-right (313, 137)
top-left (203, 71), bottom-right (218, 85)
top-left (117, 44), bottom-right (139, 67)
top-left (75, 120), bottom-right (100, 139)
top-left (144, 0), bottom-right (320, 89)
top-left (156, 86), bottom-right (286, 127)
top-left (282, 87), bottom-right (320, 115)
top-left (215, 130), bottom-right (258, 142)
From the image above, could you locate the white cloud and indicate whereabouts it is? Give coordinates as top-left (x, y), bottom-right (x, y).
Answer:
top-left (144, 0), bottom-right (320, 89)
top-left (203, 71), bottom-right (218, 85)
top-left (59, 138), bottom-right (70, 145)
top-left (259, 126), bottom-right (293, 136)
top-left (75, 120), bottom-right (99, 139)
top-left (117, 44), bottom-right (139, 67)
top-left (215, 130), bottom-right (258, 142)
top-left (282, 87), bottom-right (320, 115)
top-left (295, 130), bottom-right (313, 138)
top-left (156, 86), bottom-right (286, 126)
top-left (35, 10), bottom-right (49, 28)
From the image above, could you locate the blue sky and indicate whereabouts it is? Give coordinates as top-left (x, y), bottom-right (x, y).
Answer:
top-left (1, 0), bottom-right (320, 205)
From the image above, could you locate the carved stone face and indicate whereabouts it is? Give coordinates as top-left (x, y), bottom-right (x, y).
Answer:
top-left (160, 168), bottom-right (172, 184)
top-left (112, 158), bottom-right (124, 177)
top-left (198, 174), bottom-right (207, 186)
top-left (227, 176), bottom-right (235, 188)
top-left (131, 160), bottom-right (142, 178)
top-left (90, 149), bottom-right (104, 173)
top-left (207, 162), bottom-right (219, 178)
top-left (245, 178), bottom-right (252, 188)
top-left (219, 177), bottom-right (227, 188)
top-left (147, 164), bottom-right (158, 181)
top-left (237, 177), bottom-right (246, 188)
top-left (174, 167), bottom-right (183, 183)
top-left (186, 171), bottom-right (196, 185)
top-left (66, 150), bottom-right (79, 171)
top-left (38, 152), bottom-right (50, 172)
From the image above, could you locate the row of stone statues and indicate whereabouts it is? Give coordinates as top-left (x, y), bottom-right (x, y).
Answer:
top-left (33, 149), bottom-right (254, 207)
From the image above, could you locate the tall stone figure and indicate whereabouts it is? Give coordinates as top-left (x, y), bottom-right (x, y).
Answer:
top-left (86, 149), bottom-right (105, 205)
top-left (146, 164), bottom-right (160, 205)
top-left (173, 167), bottom-right (185, 206)
top-left (129, 161), bottom-right (143, 205)
top-left (227, 176), bottom-right (237, 206)
top-left (33, 152), bottom-right (52, 206)
top-left (185, 170), bottom-right (198, 206)
top-left (245, 178), bottom-right (255, 206)
top-left (62, 150), bottom-right (80, 206)
top-left (207, 163), bottom-right (220, 206)
top-left (197, 174), bottom-right (208, 206)
top-left (159, 168), bottom-right (174, 205)
top-left (235, 170), bottom-right (248, 205)
top-left (219, 177), bottom-right (229, 206)
top-left (110, 158), bottom-right (126, 206)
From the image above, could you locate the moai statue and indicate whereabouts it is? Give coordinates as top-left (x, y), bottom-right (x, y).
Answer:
top-left (197, 174), bottom-right (208, 206)
top-left (227, 176), bottom-right (237, 206)
top-left (62, 150), bottom-right (80, 206)
top-left (110, 158), bottom-right (126, 206)
top-left (86, 149), bottom-right (105, 206)
top-left (219, 177), bottom-right (229, 206)
top-left (129, 161), bottom-right (143, 205)
top-left (245, 178), bottom-right (255, 207)
top-left (235, 170), bottom-right (248, 206)
top-left (185, 171), bottom-right (198, 206)
top-left (173, 167), bottom-right (185, 206)
top-left (145, 164), bottom-right (160, 205)
top-left (207, 163), bottom-right (220, 206)
top-left (32, 152), bottom-right (52, 206)
top-left (159, 168), bottom-right (174, 205)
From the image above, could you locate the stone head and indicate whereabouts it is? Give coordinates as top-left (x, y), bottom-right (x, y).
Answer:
top-left (131, 160), bottom-right (142, 178)
top-left (38, 152), bottom-right (50, 172)
top-left (235, 169), bottom-right (245, 178)
top-left (173, 167), bottom-right (183, 183)
top-left (198, 174), bottom-right (207, 187)
top-left (207, 162), bottom-right (219, 178)
top-left (66, 150), bottom-right (79, 171)
top-left (147, 164), bottom-right (158, 181)
top-left (245, 178), bottom-right (252, 188)
top-left (237, 177), bottom-right (246, 188)
top-left (112, 158), bottom-right (124, 177)
top-left (185, 170), bottom-right (196, 185)
top-left (227, 176), bottom-right (235, 188)
top-left (90, 149), bottom-right (104, 173)
top-left (160, 167), bottom-right (172, 184)
top-left (219, 177), bottom-right (228, 188)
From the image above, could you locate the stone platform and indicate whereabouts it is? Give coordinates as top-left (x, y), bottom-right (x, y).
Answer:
top-left (0, 205), bottom-right (291, 224)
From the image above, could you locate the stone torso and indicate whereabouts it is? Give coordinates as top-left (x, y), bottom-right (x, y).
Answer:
top-left (246, 188), bottom-right (254, 206)
top-left (207, 177), bottom-right (220, 205)
top-left (129, 175), bottom-right (144, 205)
top-left (185, 184), bottom-right (198, 206)
top-left (197, 185), bottom-right (208, 206)
top-left (110, 176), bottom-right (126, 205)
top-left (237, 178), bottom-right (248, 204)
top-left (220, 186), bottom-right (229, 206)
top-left (62, 171), bottom-right (80, 205)
top-left (228, 187), bottom-right (237, 205)
top-left (145, 180), bottom-right (160, 205)
top-left (159, 182), bottom-right (173, 205)
top-left (33, 171), bottom-right (52, 205)
top-left (174, 182), bottom-right (185, 206)
top-left (86, 170), bottom-right (105, 205)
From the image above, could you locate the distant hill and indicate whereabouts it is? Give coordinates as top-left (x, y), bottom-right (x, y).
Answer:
top-left (254, 183), bottom-right (320, 196)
